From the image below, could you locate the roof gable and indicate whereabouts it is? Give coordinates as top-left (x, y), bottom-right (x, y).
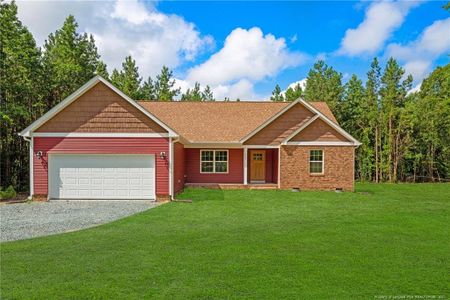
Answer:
top-left (240, 98), bottom-right (360, 146)
top-left (243, 102), bottom-right (315, 145)
top-left (36, 82), bottom-right (168, 133)
top-left (288, 118), bottom-right (350, 142)
top-left (20, 76), bottom-right (177, 137)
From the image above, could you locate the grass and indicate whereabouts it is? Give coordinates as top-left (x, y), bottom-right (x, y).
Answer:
top-left (1, 183), bottom-right (449, 299)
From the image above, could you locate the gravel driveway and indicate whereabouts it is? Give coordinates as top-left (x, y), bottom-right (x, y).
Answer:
top-left (0, 201), bottom-right (157, 242)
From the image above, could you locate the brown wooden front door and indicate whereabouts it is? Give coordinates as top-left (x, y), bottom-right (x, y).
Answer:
top-left (250, 150), bottom-right (265, 182)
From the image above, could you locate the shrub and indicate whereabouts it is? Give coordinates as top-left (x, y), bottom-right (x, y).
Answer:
top-left (0, 185), bottom-right (17, 200)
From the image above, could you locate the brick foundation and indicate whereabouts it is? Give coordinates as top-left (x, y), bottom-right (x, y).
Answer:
top-left (156, 194), bottom-right (171, 203)
top-left (32, 194), bottom-right (49, 202)
top-left (280, 145), bottom-right (355, 191)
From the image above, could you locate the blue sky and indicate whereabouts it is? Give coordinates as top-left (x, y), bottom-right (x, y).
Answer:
top-left (16, 1), bottom-right (450, 99)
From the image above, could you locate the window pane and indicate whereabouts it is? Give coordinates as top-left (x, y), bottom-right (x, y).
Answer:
top-left (201, 162), bottom-right (214, 173)
top-left (310, 162), bottom-right (323, 173)
top-left (215, 151), bottom-right (228, 161)
top-left (310, 150), bottom-right (323, 161)
top-left (215, 162), bottom-right (227, 173)
top-left (201, 151), bottom-right (213, 161)
top-left (253, 153), bottom-right (263, 161)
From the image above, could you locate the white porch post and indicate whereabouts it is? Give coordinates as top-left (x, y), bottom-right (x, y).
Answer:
top-left (243, 147), bottom-right (248, 185)
top-left (169, 137), bottom-right (173, 199)
top-left (277, 146), bottom-right (281, 188)
top-left (29, 136), bottom-right (34, 198)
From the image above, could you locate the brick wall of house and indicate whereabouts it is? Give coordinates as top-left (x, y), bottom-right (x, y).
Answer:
top-left (280, 145), bottom-right (354, 191)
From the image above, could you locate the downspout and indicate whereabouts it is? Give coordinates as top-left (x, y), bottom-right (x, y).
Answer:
top-left (22, 135), bottom-right (33, 200)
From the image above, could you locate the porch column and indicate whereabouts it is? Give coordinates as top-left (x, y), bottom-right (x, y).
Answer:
top-left (243, 147), bottom-right (248, 185)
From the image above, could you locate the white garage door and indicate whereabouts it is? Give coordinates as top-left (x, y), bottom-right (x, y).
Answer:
top-left (49, 154), bottom-right (155, 200)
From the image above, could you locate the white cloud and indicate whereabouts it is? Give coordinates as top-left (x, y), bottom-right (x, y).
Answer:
top-left (408, 82), bottom-right (422, 94)
top-left (290, 34), bottom-right (298, 43)
top-left (386, 17), bottom-right (450, 82)
top-left (338, 1), bottom-right (419, 56)
top-left (187, 27), bottom-right (307, 86)
top-left (282, 78), bottom-right (307, 95)
top-left (402, 60), bottom-right (432, 83)
top-left (212, 79), bottom-right (256, 100)
top-left (15, 0), bottom-right (213, 78)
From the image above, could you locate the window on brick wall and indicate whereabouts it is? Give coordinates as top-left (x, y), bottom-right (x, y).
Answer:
top-left (309, 150), bottom-right (324, 174)
top-left (200, 150), bottom-right (228, 173)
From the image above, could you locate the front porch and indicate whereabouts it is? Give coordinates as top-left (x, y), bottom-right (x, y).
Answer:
top-left (180, 147), bottom-right (279, 190)
top-left (243, 148), bottom-right (279, 185)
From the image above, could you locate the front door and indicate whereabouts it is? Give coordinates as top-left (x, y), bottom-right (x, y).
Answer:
top-left (250, 150), bottom-right (265, 183)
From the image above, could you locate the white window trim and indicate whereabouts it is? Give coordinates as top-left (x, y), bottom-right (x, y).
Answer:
top-left (200, 149), bottom-right (229, 174)
top-left (309, 149), bottom-right (324, 175)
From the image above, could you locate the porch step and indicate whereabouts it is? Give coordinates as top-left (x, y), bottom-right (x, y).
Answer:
top-left (248, 184), bottom-right (277, 190)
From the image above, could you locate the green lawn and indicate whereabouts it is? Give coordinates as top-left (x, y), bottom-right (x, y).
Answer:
top-left (1, 184), bottom-right (449, 299)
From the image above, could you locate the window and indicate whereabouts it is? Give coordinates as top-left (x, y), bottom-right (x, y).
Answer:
top-left (253, 153), bottom-right (263, 161)
top-left (309, 150), bottom-right (324, 174)
top-left (201, 150), bottom-right (228, 173)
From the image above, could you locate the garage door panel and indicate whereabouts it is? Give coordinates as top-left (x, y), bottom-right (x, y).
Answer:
top-left (49, 154), bottom-right (155, 200)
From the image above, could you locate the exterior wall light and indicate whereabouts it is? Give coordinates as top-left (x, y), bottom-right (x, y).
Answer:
top-left (36, 151), bottom-right (43, 160)
top-left (159, 152), bottom-right (166, 160)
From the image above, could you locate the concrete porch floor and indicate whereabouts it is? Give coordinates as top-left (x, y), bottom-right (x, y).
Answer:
top-left (185, 183), bottom-right (278, 190)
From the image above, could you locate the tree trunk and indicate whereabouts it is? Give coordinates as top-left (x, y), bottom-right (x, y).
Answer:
top-left (388, 114), bottom-right (393, 183)
top-left (375, 125), bottom-right (379, 183)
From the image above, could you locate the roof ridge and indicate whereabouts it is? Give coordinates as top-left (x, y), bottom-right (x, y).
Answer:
top-left (137, 100), bottom-right (289, 103)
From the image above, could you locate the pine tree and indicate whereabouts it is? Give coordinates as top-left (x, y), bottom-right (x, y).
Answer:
top-left (270, 84), bottom-right (284, 101)
top-left (202, 85), bottom-right (215, 101)
top-left (379, 57), bottom-right (413, 182)
top-left (42, 15), bottom-right (100, 108)
top-left (365, 58), bottom-right (382, 182)
top-left (141, 76), bottom-right (156, 100)
top-left (285, 83), bottom-right (303, 101)
top-left (181, 82), bottom-right (202, 101)
top-left (0, 1), bottom-right (44, 190)
top-left (110, 69), bottom-right (122, 88)
top-left (304, 60), bottom-right (344, 120)
top-left (415, 64), bottom-right (450, 181)
top-left (341, 75), bottom-right (372, 180)
top-left (95, 61), bottom-right (109, 80)
top-left (113, 56), bottom-right (142, 99)
top-left (154, 66), bottom-right (180, 101)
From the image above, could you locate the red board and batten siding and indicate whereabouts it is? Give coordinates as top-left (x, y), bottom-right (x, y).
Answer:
top-left (185, 148), bottom-right (243, 183)
top-left (33, 137), bottom-right (170, 196)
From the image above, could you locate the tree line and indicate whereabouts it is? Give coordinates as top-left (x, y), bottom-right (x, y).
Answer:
top-left (1, 1), bottom-right (448, 192)
top-left (0, 2), bottom-right (217, 191)
top-left (270, 59), bottom-right (449, 183)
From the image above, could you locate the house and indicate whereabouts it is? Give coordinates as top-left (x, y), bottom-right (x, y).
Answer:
top-left (20, 76), bottom-right (361, 201)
